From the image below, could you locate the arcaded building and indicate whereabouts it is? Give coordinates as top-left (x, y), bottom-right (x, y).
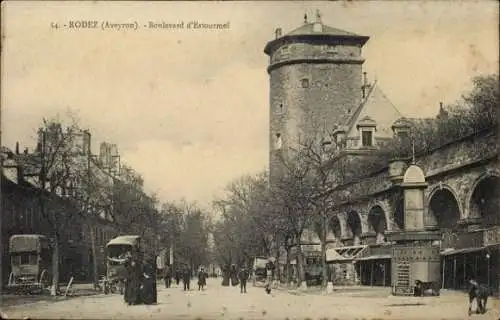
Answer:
top-left (264, 14), bottom-right (499, 294)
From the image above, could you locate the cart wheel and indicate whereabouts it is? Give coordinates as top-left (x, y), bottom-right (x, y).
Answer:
top-left (104, 282), bottom-right (109, 294)
top-left (39, 269), bottom-right (50, 289)
top-left (8, 272), bottom-right (14, 286)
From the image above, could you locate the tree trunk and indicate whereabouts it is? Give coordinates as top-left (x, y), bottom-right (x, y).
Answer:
top-left (275, 234), bottom-right (281, 283)
top-left (89, 224), bottom-right (99, 290)
top-left (296, 236), bottom-right (306, 287)
top-left (285, 245), bottom-right (291, 287)
top-left (50, 235), bottom-right (59, 296)
top-left (321, 213), bottom-right (328, 288)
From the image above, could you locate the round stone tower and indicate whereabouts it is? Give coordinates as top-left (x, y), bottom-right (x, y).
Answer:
top-left (264, 12), bottom-right (369, 180)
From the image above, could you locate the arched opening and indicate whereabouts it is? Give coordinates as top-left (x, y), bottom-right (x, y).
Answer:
top-left (394, 197), bottom-right (404, 231)
top-left (428, 189), bottom-right (461, 230)
top-left (368, 206), bottom-right (387, 244)
top-left (347, 211), bottom-right (362, 245)
top-left (470, 175), bottom-right (500, 226)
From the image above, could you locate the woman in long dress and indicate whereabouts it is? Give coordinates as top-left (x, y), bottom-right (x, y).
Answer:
top-left (124, 257), bottom-right (141, 305)
top-left (140, 259), bottom-right (157, 304)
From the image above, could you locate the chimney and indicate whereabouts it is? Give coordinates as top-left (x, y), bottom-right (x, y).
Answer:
top-left (15, 142), bottom-right (20, 154)
top-left (275, 28), bottom-right (282, 39)
top-left (362, 72), bottom-right (369, 98)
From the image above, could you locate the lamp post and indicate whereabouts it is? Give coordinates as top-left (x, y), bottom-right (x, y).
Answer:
top-left (486, 253), bottom-right (490, 287)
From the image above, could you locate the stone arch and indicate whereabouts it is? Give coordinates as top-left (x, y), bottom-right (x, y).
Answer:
top-left (347, 210), bottom-right (362, 245)
top-left (467, 172), bottom-right (500, 226)
top-left (368, 205), bottom-right (387, 244)
top-left (367, 200), bottom-right (392, 231)
top-left (329, 215), bottom-right (343, 241)
top-left (427, 185), bottom-right (461, 230)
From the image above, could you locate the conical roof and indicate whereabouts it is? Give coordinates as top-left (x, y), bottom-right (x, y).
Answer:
top-left (286, 22), bottom-right (362, 37)
top-left (264, 19), bottom-right (369, 55)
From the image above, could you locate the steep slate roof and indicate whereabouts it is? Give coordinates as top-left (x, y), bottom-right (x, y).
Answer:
top-left (344, 81), bottom-right (403, 136)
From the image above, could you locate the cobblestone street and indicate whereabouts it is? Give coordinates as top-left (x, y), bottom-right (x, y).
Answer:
top-left (2, 279), bottom-right (499, 320)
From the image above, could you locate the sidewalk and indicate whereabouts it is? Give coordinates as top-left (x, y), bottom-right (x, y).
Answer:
top-left (1, 283), bottom-right (102, 307)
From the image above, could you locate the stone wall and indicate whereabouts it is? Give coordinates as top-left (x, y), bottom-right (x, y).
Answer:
top-left (327, 127), bottom-right (498, 242)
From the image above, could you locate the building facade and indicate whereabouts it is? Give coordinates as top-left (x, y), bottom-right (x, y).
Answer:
top-left (1, 131), bottom-right (122, 286)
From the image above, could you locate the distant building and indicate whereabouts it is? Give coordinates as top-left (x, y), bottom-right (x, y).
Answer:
top-left (1, 130), bottom-right (121, 284)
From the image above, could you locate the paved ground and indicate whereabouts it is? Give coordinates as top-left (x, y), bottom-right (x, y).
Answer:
top-left (1, 279), bottom-right (499, 320)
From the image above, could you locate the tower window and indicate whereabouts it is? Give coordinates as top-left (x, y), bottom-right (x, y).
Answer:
top-left (301, 78), bottom-right (310, 88)
top-left (275, 133), bottom-right (282, 150)
top-left (361, 130), bottom-right (373, 147)
top-left (279, 103), bottom-right (284, 112)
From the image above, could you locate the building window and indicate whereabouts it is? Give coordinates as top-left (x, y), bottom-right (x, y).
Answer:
top-left (301, 78), bottom-right (309, 88)
top-left (361, 130), bottom-right (373, 147)
top-left (275, 133), bottom-right (282, 150)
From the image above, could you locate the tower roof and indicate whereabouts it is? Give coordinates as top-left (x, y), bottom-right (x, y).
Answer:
top-left (264, 14), bottom-right (369, 55)
top-left (286, 22), bottom-right (362, 38)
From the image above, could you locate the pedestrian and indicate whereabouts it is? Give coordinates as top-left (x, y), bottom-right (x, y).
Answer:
top-left (182, 265), bottom-right (191, 291)
top-left (238, 266), bottom-right (249, 293)
top-left (230, 264), bottom-right (239, 287)
top-left (140, 258), bottom-right (157, 305)
top-left (164, 265), bottom-right (172, 288)
top-left (468, 279), bottom-right (489, 315)
top-left (124, 255), bottom-right (141, 305)
top-left (198, 267), bottom-right (207, 291)
top-left (175, 268), bottom-right (181, 285)
top-left (221, 264), bottom-right (230, 286)
top-left (264, 259), bottom-right (274, 294)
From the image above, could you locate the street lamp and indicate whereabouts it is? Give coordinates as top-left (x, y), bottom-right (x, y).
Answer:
top-left (486, 253), bottom-right (490, 287)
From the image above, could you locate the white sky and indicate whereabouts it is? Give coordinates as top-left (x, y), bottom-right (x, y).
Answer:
top-left (1, 1), bottom-right (498, 209)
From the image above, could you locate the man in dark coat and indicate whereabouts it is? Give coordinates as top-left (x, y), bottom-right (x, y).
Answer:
top-left (182, 265), bottom-right (191, 291)
top-left (468, 279), bottom-right (489, 315)
top-left (175, 268), bottom-right (181, 285)
top-left (164, 265), bottom-right (172, 288)
top-left (264, 259), bottom-right (275, 294)
top-left (238, 266), bottom-right (249, 293)
top-left (124, 257), bottom-right (141, 305)
top-left (198, 267), bottom-right (207, 291)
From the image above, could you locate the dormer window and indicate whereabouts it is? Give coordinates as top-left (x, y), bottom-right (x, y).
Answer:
top-left (361, 130), bottom-right (373, 147)
top-left (397, 130), bottom-right (409, 140)
top-left (356, 116), bottom-right (377, 148)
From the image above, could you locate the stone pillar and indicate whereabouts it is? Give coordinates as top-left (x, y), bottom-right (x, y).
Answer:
top-left (386, 164), bottom-right (442, 296)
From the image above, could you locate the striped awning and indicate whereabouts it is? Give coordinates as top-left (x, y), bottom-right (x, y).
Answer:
top-left (441, 247), bottom-right (486, 256)
top-left (355, 254), bottom-right (392, 261)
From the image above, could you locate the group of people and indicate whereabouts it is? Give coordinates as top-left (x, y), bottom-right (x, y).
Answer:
top-left (122, 255), bottom-right (158, 306)
top-left (220, 264), bottom-right (252, 294)
top-left (163, 264), bottom-right (209, 291)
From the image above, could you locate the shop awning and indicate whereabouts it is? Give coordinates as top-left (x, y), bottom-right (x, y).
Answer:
top-left (441, 247), bottom-right (487, 256)
top-left (355, 254), bottom-right (392, 261)
top-left (326, 245), bottom-right (367, 263)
